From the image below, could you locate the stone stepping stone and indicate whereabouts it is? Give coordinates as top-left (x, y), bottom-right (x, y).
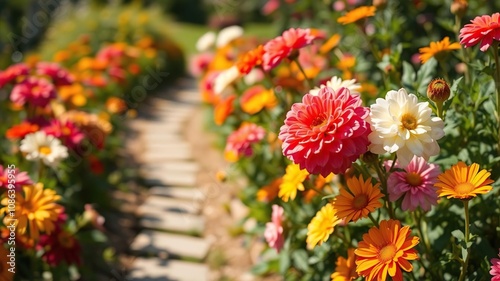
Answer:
top-left (131, 230), bottom-right (210, 260)
top-left (145, 124), bottom-right (183, 134)
top-left (140, 209), bottom-right (204, 235)
top-left (143, 170), bottom-right (197, 186)
top-left (143, 161), bottom-right (199, 174)
top-left (142, 148), bottom-right (193, 162)
top-left (138, 195), bottom-right (201, 215)
top-left (149, 186), bottom-right (205, 201)
top-left (145, 143), bottom-right (191, 153)
top-left (128, 258), bottom-right (208, 281)
top-left (142, 133), bottom-right (184, 144)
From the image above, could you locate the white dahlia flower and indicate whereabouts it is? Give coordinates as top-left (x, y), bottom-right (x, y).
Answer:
top-left (309, 76), bottom-right (361, 96)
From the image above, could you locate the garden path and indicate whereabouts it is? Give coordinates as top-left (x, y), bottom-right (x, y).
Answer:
top-left (125, 78), bottom-right (211, 281)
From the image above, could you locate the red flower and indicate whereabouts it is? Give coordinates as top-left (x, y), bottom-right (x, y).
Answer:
top-left (36, 62), bottom-right (74, 86)
top-left (6, 121), bottom-right (39, 139)
top-left (38, 227), bottom-right (82, 266)
top-left (0, 63), bottom-right (29, 88)
top-left (279, 87), bottom-right (371, 176)
top-left (224, 123), bottom-right (266, 162)
top-left (43, 119), bottom-right (85, 149)
top-left (262, 28), bottom-right (314, 71)
top-left (459, 13), bottom-right (500, 52)
top-left (10, 76), bottom-right (56, 107)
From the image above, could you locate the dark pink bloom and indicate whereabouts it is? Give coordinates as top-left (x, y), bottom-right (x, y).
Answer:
top-left (36, 62), bottom-right (74, 86)
top-left (43, 119), bottom-right (85, 149)
top-left (262, 28), bottom-right (314, 71)
top-left (279, 87), bottom-right (370, 176)
top-left (262, 0), bottom-right (295, 15)
top-left (459, 13), bottom-right (500, 52)
top-left (37, 224), bottom-right (82, 266)
top-left (10, 76), bottom-right (56, 107)
top-left (491, 249), bottom-right (500, 280)
top-left (224, 123), bottom-right (266, 161)
top-left (0, 165), bottom-right (33, 192)
top-left (264, 204), bottom-right (284, 252)
top-left (0, 63), bottom-right (29, 88)
top-left (189, 53), bottom-right (214, 77)
top-left (97, 45), bottom-right (125, 63)
top-left (386, 156), bottom-right (440, 211)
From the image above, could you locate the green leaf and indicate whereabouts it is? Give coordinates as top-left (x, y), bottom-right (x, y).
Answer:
top-left (416, 57), bottom-right (437, 95)
top-left (292, 249), bottom-right (310, 272)
top-left (402, 61), bottom-right (416, 91)
top-left (280, 250), bottom-right (291, 274)
top-left (451, 229), bottom-right (464, 241)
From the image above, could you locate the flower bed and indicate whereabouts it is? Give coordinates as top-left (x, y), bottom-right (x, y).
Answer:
top-left (193, 1), bottom-right (500, 280)
top-left (0, 3), bottom-right (184, 280)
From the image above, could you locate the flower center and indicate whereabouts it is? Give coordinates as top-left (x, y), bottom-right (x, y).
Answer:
top-left (406, 172), bottom-right (423, 186)
top-left (58, 232), bottom-right (75, 248)
top-left (39, 146), bottom-right (52, 155)
top-left (352, 194), bottom-right (368, 210)
top-left (401, 113), bottom-right (418, 130)
top-left (62, 127), bottom-right (71, 135)
top-left (311, 115), bottom-right (328, 128)
top-left (455, 182), bottom-right (474, 195)
top-left (379, 244), bottom-right (397, 263)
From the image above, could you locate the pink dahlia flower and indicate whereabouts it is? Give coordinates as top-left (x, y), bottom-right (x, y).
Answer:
top-left (189, 53), bottom-right (214, 77)
top-left (459, 13), bottom-right (500, 52)
top-left (224, 123), bottom-right (266, 162)
top-left (10, 76), bottom-right (56, 107)
top-left (43, 119), bottom-right (85, 149)
top-left (264, 204), bottom-right (284, 252)
top-left (0, 63), bottom-right (29, 88)
top-left (262, 28), bottom-right (314, 71)
top-left (0, 165), bottom-right (33, 192)
top-left (491, 249), bottom-right (500, 280)
top-left (387, 156), bottom-right (440, 211)
top-left (36, 62), bottom-right (74, 86)
top-left (279, 87), bottom-right (371, 177)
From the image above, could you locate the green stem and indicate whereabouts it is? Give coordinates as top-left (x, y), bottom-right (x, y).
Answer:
top-left (368, 213), bottom-right (379, 227)
top-left (491, 44), bottom-right (500, 154)
top-left (293, 58), bottom-right (314, 89)
top-left (373, 159), bottom-right (395, 219)
top-left (458, 200), bottom-right (471, 281)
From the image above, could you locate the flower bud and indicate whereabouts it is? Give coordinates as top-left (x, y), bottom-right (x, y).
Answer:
top-left (362, 151), bottom-right (379, 165)
top-left (373, 0), bottom-right (387, 9)
top-left (451, 0), bottom-right (468, 18)
top-left (427, 78), bottom-right (450, 104)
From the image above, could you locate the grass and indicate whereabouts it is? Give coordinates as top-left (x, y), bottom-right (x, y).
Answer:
top-left (168, 21), bottom-right (278, 56)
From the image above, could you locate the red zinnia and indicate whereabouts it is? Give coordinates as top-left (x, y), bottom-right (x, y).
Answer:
top-left (0, 63), bottom-right (29, 88)
top-left (6, 121), bottom-right (39, 139)
top-left (37, 220), bottom-right (82, 266)
top-left (459, 13), bottom-right (500, 52)
top-left (279, 87), bottom-right (370, 176)
top-left (262, 28), bottom-right (314, 71)
top-left (224, 122), bottom-right (266, 162)
top-left (43, 119), bottom-right (85, 149)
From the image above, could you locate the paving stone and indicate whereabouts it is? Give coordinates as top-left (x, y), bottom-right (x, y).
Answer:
top-left (143, 161), bottom-right (200, 174)
top-left (131, 230), bottom-right (210, 260)
top-left (142, 132), bottom-right (183, 142)
top-left (128, 258), bottom-right (208, 281)
top-left (149, 186), bottom-right (205, 201)
top-left (145, 143), bottom-right (191, 153)
top-left (142, 148), bottom-right (193, 162)
top-left (145, 124), bottom-right (183, 133)
top-left (138, 195), bottom-right (201, 214)
top-left (143, 170), bottom-right (197, 186)
top-left (140, 209), bottom-right (204, 234)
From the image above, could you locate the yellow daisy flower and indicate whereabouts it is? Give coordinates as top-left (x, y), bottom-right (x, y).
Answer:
top-left (419, 37), bottom-right (461, 64)
top-left (279, 163), bottom-right (309, 202)
top-left (306, 203), bottom-right (342, 249)
top-left (337, 6), bottom-right (376, 25)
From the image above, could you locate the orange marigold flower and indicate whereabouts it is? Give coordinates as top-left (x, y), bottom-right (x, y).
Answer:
top-left (214, 95), bottom-right (236, 126)
top-left (236, 45), bottom-right (265, 74)
top-left (320, 34), bottom-right (341, 54)
top-left (434, 161), bottom-right (493, 200)
top-left (331, 248), bottom-right (358, 281)
top-left (257, 178), bottom-right (282, 202)
top-left (355, 220), bottom-right (419, 281)
top-left (419, 37), bottom-right (461, 63)
top-left (240, 85), bottom-right (277, 114)
top-left (6, 122), bottom-right (39, 139)
top-left (337, 6), bottom-right (376, 25)
top-left (105, 97), bottom-right (127, 114)
top-left (333, 175), bottom-right (383, 223)
top-left (0, 183), bottom-right (63, 241)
